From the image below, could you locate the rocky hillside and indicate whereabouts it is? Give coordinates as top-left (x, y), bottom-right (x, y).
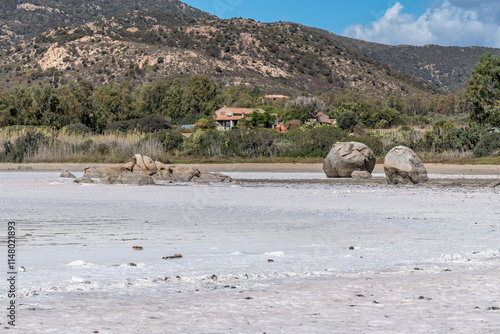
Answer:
top-left (0, 10), bottom-right (442, 97)
top-left (2, 1), bottom-right (499, 95)
top-left (0, 0), bottom-right (214, 50)
top-left (327, 33), bottom-right (500, 93)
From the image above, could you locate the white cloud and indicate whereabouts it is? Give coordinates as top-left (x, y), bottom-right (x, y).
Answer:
top-left (343, 1), bottom-right (500, 47)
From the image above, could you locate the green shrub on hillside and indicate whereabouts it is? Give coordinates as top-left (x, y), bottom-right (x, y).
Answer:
top-left (283, 126), bottom-right (347, 157)
top-left (106, 120), bottom-right (133, 133)
top-left (422, 125), bottom-right (484, 153)
top-left (150, 129), bottom-right (184, 152)
top-left (473, 132), bottom-right (500, 157)
top-left (349, 135), bottom-right (384, 157)
top-left (336, 110), bottom-right (358, 132)
top-left (183, 127), bottom-right (347, 158)
top-left (64, 123), bottom-right (91, 134)
top-left (133, 114), bottom-right (171, 133)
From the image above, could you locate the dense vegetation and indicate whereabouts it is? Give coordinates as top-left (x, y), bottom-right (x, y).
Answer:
top-left (1, 56), bottom-right (499, 164)
top-left (466, 53), bottom-right (500, 126)
top-left (0, 2), bottom-right (499, 164)
top-left (0, 74), bottom-right (468, 133)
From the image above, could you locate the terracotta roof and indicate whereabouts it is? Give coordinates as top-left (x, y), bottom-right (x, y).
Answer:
top-left (215, 116), bottom-right (247, 121)
top-left (214, 107), bottom-right (266, 121)
top-left (216, 107), bottom-right (265, 114)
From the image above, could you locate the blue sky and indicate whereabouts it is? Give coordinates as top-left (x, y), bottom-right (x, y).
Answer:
top-left (181, 0), bottom-right (500, 47)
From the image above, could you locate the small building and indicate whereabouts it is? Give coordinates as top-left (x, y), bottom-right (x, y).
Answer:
top-left (262, 94), bottom-right (290, 102)
top-left (214, 107), bottom-right (266, 129)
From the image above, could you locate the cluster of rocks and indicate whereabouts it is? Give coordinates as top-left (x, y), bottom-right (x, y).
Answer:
top-left (63, 154), bottom-right (231, 185)
top-left (323, 142), bottom-right (428, 185)
top-left (7, 166), bottom-right (33, 170)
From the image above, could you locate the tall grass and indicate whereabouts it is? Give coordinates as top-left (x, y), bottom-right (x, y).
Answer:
top-left (0, 125), bottom-right (490, 164)
top-left (0, 127), bottom-right (164, 163)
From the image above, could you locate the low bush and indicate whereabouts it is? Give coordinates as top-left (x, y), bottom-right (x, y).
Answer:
top-left (133, 114), bottom-right (171, 133)
top-left (336, 111), bottom-right (358, 132)
top-left (149, 129), bottom-right (184, 152)
top-left (421, 125), bottom-right (484, 153)
top-left (1, 129), bottom-right (50, 162)
top-left (106, 120), bottom-right (133, 133)
top-left (183, 126), bottom-right (348, 158)
top-left (473, 132), bottom-right (500, 157)
top-left (349, 135), bottom-right (384, 157)
top-left (64, 123), bottom-right (91, 135)
top-left (283, 126), bottom-right (347, 157)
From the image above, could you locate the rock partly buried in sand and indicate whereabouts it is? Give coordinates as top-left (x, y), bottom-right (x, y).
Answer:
top-left (169, 165), bottom-right (200, 182)
top-left (351, 171), bottom-right (372, 179)
top-left (73, 176), bottom-right (95, 184)
top-left (193, 172), bottom-right (231, 183)
top-left (59, 170), bottom-right (76, 178)
top-left (99, 167), bottom-right (155, 186)
top-left (323, 142), bottom-right (376, 178)
top-left (82, 167), bottom-right (104, 178)
top-left (384, 146), bottom-right (428, 185)
top-left (74, 154), bottom-right (231, 185)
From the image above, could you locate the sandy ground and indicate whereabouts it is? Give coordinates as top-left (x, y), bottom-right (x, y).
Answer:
top-left (1, 162), bottom-right (500, 175)
top-left (2, 172), bottom-right (499, 333)
top-left (2, 162), bottom-right (499, 188)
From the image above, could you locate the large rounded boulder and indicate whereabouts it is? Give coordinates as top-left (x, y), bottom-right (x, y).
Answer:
top-left (323, 142), bottom-right (376, 178)
top-left (384, 146), bottom-right (428, 185)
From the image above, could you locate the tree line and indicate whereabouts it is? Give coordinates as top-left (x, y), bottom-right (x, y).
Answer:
top-left (1, 52), bottom-right (499, 136)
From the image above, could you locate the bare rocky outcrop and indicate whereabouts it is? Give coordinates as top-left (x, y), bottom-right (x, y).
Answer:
top-left (323, 142), bottom-right (376, 178)
top-left (384, 146), bottom-right (428, 185)
top-left (74, 154), bottom-right (231, 185)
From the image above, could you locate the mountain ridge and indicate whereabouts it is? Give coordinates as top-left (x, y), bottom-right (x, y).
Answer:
top-left (0, 0), bottom-right (214, 50)
top-left (0, 11), bottom-right (444, 97)
top-left (321, 31), bottom-right (500, 93)
top-left (1, 0), bottom-right (497, 95)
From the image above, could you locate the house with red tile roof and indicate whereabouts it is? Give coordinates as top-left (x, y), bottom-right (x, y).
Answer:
top-left (214, 107), bottom-right (266, 129)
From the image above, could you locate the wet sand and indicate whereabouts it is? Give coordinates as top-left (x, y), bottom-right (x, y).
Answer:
top-left (1, 162), bottom-right (500, 175)
top-left (1, 162), bottom-right (499, 188)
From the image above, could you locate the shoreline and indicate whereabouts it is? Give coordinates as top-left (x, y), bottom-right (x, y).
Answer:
top-left (1, 162), bottom-right (500, 175)
top-left (1, 162), bottom-right (499, 188)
